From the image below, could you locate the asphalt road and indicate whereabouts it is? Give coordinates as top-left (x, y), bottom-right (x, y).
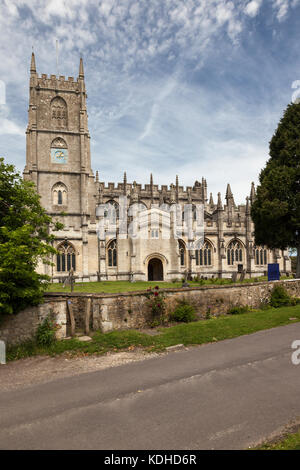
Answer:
top-left (1, 323), bottom-right (300, 450)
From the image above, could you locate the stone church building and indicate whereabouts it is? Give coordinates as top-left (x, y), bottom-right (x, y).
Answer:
top-left (23, 54), bottom-right (291, 282)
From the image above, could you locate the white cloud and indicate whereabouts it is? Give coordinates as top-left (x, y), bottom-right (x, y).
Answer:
top-left (0, 117), bottom-right (24, 136)
top-left (138, 77), bottom-right (178, 141)
top-left (273, 0), bottom-right (289, 21)
top-left (244, 0), bottom-right (263, 17)
top-left (244, 0), bottom-right (300, 21)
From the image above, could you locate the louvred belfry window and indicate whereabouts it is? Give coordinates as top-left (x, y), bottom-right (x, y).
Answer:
top-left (51, 97), bottom-right (68, 128)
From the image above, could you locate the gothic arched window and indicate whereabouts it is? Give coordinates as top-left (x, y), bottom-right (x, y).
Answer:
top-left (178, 240), bottom-right (186, 266)
top-left (254, 246), bottom-right (267, 265)
top-left (107, 239), bottom-right (117, 267)
top-left (104, 200), bottom-right (119, 222)
top-left (58, 190), bottom-right (63, 205)
top-left (195, 240), bottom-right (212, 266)
top-left (51, 97), bottom-right (68, 128)
top-left (52, 182), bottom-right (67, 206)
top-left (227, 240), bottom-right (243, 265)
top-left (182, 204), bottom-right (197, 222)
top-left (56, 242), bottom-right (76, 272)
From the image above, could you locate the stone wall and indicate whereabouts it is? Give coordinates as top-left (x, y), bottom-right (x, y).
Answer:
top-left (1, 279), bottom-right (299, 347)
top-left (0, 300), bottom-right (67, 347)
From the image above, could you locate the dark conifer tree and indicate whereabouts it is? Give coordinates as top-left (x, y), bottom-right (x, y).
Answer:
top-left (251, 103), bottom-right (300, 277)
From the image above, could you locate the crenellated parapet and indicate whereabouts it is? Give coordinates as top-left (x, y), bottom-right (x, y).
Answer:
top-left (35, 74), bottom-right (81, 92)
top-left (92, 175), bottom-right (253, 219)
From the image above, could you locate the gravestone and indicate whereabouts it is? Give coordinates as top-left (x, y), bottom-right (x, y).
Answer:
top-left (84, 298), bottom-right (92, 335)
top-left (63, 268), bottom-right (75, 292)
top-left (182, 270), bottom-right (190, 288)
top-left (231, 272), bottom-right (238, 283)
top-left (239, 270), bottom-right (246, 282)
top-left (67, 300), bottom-right (76, 337)
top-left (0, 340), bottom-right (6, 365)
top-left (237, 264), bottom-right (243, 273)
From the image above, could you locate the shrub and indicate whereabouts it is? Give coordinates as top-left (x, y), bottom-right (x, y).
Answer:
top-left (0, 158), bottom-right (63, 316)
top-left (170, 299), bottom-right (197, 323)
top-left (205, 312), bottom-right (211, 320)
top-left (145, 286), bottom-right (166, 326)
top-left (35, 316), bottom-right (57, 346)
top-left (269, 285), bottom-right (293, 308)
top-left (228, 305), bottom-right (250, 315)
top-left (258, 299), bottom-right (271, 310)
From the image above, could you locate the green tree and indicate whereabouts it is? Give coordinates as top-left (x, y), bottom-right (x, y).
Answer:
top-left (0, 158), bottom-right (63, 315)
top-left (251, 102), bottom-right (300, 277)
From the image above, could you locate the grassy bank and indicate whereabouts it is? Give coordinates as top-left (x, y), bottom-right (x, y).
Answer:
top-left (45, 276), bottom-right (276, 294)
top-left (257, 428), bottom-right (300, 450)
top-left (6, 304), bottom-right (300, 361)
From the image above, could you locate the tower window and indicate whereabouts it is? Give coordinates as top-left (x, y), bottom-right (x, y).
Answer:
top-left (58, 190), bottom-right (62, 205)
top-left (52, 182), bottom-right (67, 206)
top-left (50, 97), bottom-right (68, 129)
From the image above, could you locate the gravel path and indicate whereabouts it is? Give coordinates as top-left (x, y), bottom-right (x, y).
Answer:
top-left (0, 348), bottom-right (166, 392)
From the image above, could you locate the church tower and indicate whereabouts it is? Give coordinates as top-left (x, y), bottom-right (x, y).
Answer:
top-left (24, 52), bottom-right (97, 280)
top-left (24, 53), bottom-right (93, 222)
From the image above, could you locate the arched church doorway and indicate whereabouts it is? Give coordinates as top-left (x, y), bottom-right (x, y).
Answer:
top-left (148, 258), bottom-right (163, 281)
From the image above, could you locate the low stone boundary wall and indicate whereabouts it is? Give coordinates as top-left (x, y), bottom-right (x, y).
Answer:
top-left (0, 301), bottom-right (67, 347)
top-left (1, 279), bottom-right (299, 347)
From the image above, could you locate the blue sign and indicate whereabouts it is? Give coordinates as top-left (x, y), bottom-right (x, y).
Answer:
top-left (268, 263), bottom-right (280, 281)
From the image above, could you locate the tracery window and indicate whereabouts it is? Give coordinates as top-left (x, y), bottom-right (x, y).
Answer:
top-left (52, 182), bottom-right (67, 205)
top-left (51, 97), bottom-right (68, 128)
top-left (56, 242), bottom-right (76, 272)
top-left (178, 240), bottom-right (186, 266)
top-left (227, 240), bottom-right (243, 265)
top-left (195, 241), bottom-right (212, 266)
top-left (107, 239), bottom-right (117, 267)
top-left (254, 246), bottom-right (267, 265)
top-left (104, 200), bottom-right (119, 222)
top-left (182, 204), bottom-right (197, 222)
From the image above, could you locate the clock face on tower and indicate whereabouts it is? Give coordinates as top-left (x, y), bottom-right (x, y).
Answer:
top-left (51, 147), bottom-right (68, 164)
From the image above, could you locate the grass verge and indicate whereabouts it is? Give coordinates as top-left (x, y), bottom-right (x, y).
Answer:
top-left (44, 276), bottom-right (289, 294)
top-left (256, 428), bottom-right (300, 450)
top-left (6, 304), bottom-right (300, 362)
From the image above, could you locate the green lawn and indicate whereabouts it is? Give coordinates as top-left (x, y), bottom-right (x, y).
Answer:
top-left (7, 304), bottom-right (300, 361)
top-left (46, 280), bottom-right (185, 293)
top-left (45, 276), bottom-right (272, 294)
top-left (257, 428), bottom-right (300, 450)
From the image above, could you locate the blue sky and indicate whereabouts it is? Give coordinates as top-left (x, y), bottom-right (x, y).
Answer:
top-left (0, 0), bottom-right (300, 204)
